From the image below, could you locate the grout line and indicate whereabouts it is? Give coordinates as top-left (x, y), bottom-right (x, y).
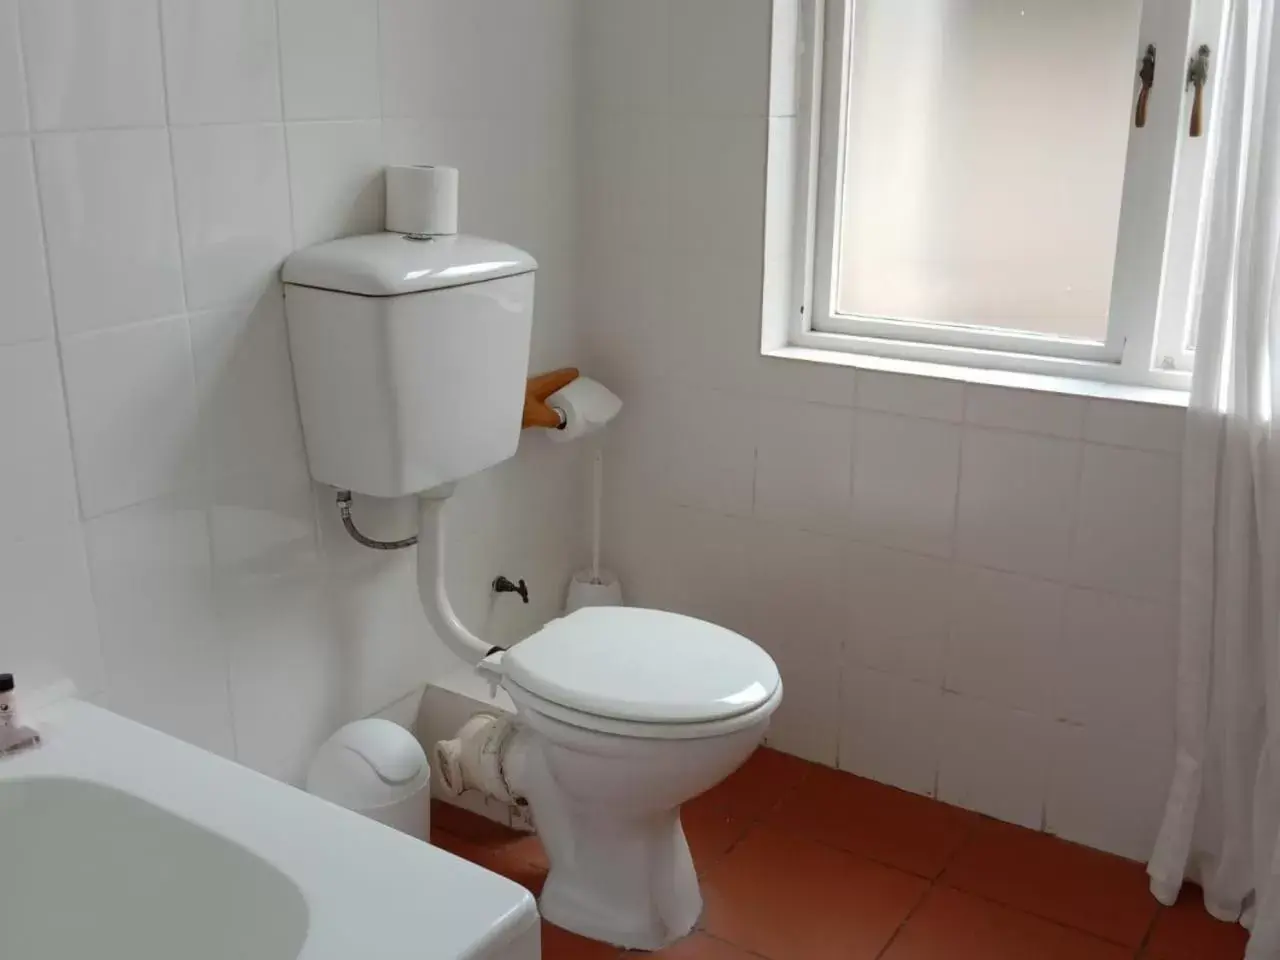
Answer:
top-left (11, 0), bottom-right (108, 691)
top-left (936, 872), bottom-right (1155, 952)
top-left (872, 878), bottom-right (933, 960)
top-left (1135, 903), bottom-right (1165, 957)
top-left (698, 931), bottom-right (774, 959)
top-left (154, 0), bottom-right (234, 761)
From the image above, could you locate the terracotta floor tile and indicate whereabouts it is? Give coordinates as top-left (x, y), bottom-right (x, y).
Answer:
top-left (681, 803), bottom-right (752, 875)
top-left (431, 799), bottom-right (520, 843)
top-left (541, 920), bottom-right (622, 959)
top-left (701, 825), bottom-right (928, 960)
top-left (764, 765), bottom-right (980, 878)
top-left (630, 932), bottom-right (765, 958)
top-left (431, 827), bottom-right (550, 896)
top-left (1143, 886), bottom-right (1249, 960)
top-left (684, 747), bottom-right (817, 822)
top-left (942, 819), bottom-right (1159, 947)
top-left (881, 887), bottom-right (1133, 960)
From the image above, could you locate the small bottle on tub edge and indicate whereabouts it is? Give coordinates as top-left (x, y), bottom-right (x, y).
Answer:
top-left (0, 673), bottom-right (41, 756)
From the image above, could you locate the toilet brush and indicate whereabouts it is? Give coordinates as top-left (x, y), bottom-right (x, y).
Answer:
top-left (565, 443), bottom-right (623, 612)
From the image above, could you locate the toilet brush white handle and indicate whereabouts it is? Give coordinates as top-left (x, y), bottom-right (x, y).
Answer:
top-left (591, 446), bottom-right (603, 582)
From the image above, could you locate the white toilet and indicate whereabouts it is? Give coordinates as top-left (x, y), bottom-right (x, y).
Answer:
top-left (281, 232), bottom-right (782, 950)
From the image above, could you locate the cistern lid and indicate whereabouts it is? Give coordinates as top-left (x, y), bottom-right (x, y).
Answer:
top-left (502, 607), bottom-right (781, 724)
top-left (282, 232), bottom-right (537, 297)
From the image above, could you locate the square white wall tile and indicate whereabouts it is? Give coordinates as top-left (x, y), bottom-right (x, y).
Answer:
top-left (323, 550), bottom-right (449, 716)
top-left (0, 525), bottom-right (102, 696)
top-left (668, 115), bottom-right (768, 265)
top-left (278, 0), bottom-right (380, 121)
top-left (581, 245), bottom-right (672, 387)
top-left (751, 353), bottom-right (858, 408)
top-left (945, 565), bottom-right (1063, 711)
top-left (955, 427), bottom-right (1080, 580)
top-left (20, 0), bottom-right (165, 131)
top-left (372, 688), bottom-right (422, 729)
top-left (159, 0), bottom-right (281, 124)
top-left (86, 499), bottom-right (235, 758)
top-left (637, 504), bottom-right (754, 633)
top-left (1047, 721), bottom-right (1174, 861)
top-left (848, 542), bottom-right (950, 683)
top-left (595, 379), bottom-right (673, 513)
top-left (379, 0), bottom-right (575, 120)
top-left (1070, 444), bottom-right (1180, 601)
top-left (851, 411), bottom-right (961, 558)
top-left (171, 123), bottom-right (293, 311)
top-left (754, 399), bottom-right (852, 533)
top-left (938, 692), bottom-right (1049, 829)
top-left (0, 0), bottom-right (27, 132)
top-left (660, 383), bottom-right (757, 518)
top-left (36, 129), bottom-right (184, 335)
top-left (840, 668), bottom-right (942, 797)
top-left (62, 318), bottom-right (200, 518)
top-left (1054, 588), bottom-right (1175, 734)
top-left (0, 341), bottom-right (78, 538)
top-left (856, 371), bottom-right (964, 422)
top-left (1084, 400), bottom-right (1185, 454)
top-left (225, 568), bottom-right (341, 784)
top-left (0, 137), bottom-right (52, 344)
top-left (669, 0), bottom-right (771, 116)
top-left (285, 120), bottom-right (385, 248)
top-left (666, 249), bottom-right (764, 390)
top-left (964, 385), bottom-right (1085, 439)
top-left (208, 461), bottom-right (316, 578)
top-left (580, 113), bottom-right (669, 255)
top-left (190, 294), bottom-right (306, 480)
top-left (582, 0), bottom-right (670, 111)
top-left (375, 0), bottom-right (430, 118)
top-left (747, 522), bottom-right (846, 765)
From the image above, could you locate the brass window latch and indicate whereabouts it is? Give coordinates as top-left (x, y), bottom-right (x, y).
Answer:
top-left (1187, 44), bottom-right (1211, 137)
top-left (1136, 44), bottom-right (1156, 128)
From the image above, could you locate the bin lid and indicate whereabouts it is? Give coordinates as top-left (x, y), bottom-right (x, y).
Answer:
top-left (282, 233), bottom-right (537, 297)
top-left (306, 719), bottom-right (429, 811)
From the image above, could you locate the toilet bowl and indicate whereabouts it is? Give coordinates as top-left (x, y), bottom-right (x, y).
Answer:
top-left (435, 606), bottom-right (782, 951)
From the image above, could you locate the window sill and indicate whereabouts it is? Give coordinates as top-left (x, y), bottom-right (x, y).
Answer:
top-left (765, 344), bottom-right (1191, 408)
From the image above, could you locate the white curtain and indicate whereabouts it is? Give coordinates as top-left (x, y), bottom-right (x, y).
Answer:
top-left (1147, 0), bottom-right (1280, 956)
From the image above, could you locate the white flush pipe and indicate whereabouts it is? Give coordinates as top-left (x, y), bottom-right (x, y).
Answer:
top-left (416, 486), bottom-right (505, 674)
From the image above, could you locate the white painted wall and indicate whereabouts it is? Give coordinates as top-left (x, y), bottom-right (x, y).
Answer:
top-left (581, 0), bottom-right (1182, 862)
top-left (0, 0), bottom-right (584, 786)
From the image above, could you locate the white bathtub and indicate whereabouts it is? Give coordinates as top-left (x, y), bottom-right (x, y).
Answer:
top-left (0, 700), bottom-right (539, 960)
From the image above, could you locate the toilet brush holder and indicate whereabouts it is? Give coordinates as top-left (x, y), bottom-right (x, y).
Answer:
top-left (565, 569), bottom-right (623, 613)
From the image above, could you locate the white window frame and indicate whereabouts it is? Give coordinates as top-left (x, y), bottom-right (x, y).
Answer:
top-left (787, 0), bottom-right (1228, 391)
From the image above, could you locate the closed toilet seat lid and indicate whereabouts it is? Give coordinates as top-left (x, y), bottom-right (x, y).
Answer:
top-left (501, 607), bottom-right (781, 725)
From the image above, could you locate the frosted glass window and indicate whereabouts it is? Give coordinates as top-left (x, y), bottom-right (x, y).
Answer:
top-left (834, 0), bottom-right (1143, 342)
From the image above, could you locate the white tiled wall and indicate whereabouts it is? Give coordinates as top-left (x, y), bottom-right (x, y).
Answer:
top-left (1, 0), bottom-right (1182, 866)
top-left (0, 0), bottom-right (583, 785)
top-left (582, 0), bottom-right (1182, 862)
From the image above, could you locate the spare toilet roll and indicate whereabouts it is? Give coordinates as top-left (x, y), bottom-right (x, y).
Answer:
top-left (545, 377), bottom-right (623, 443)
top-left (385, 165), bottom-right (459, 236)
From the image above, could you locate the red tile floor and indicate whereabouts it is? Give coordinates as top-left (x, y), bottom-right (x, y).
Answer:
top-left (429, 748), bottom-right (1250, 960)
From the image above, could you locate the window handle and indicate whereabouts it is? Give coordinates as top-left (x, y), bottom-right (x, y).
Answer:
top-left (1187, 44), bottom-right (1211, 137)
top-left (1136, 44), bottom-right (1156, 128)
